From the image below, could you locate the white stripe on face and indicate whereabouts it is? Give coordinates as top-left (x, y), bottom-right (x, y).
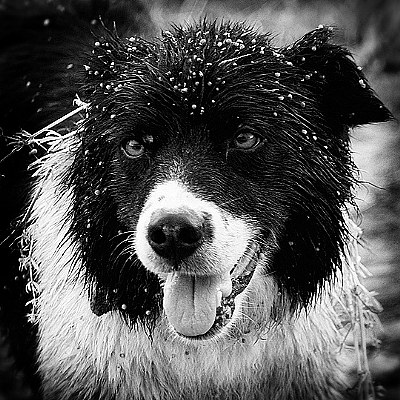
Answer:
top-left (134, 180), bottom-right (253, 277)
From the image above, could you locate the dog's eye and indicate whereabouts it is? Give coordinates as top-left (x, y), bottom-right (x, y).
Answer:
top-left (122, 138), bottom-right (145, 158)
top-left (232, 128), bottom-right (261, 150)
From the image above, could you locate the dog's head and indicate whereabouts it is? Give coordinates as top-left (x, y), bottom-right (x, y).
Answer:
top-left (68, 21), bottom-right (391, 339)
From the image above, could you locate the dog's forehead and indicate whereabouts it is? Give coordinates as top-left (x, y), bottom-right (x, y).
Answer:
top-left (86, 23), bottom-right (290, 116)
top-left (84, 23), bottom-right (334, 141)
top-left (156, 25), bottom-right (275, 115)
top-left (159, 24), bottom-right (270, 81)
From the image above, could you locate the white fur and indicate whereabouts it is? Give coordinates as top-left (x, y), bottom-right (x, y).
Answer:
top-left (135, 179), bottom-right (252, 276)
top-left (29, 138), bottom-right (357, 399)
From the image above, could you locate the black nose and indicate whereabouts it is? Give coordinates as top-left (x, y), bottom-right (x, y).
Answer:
top-left (147, 210), bottom-right (207, 263)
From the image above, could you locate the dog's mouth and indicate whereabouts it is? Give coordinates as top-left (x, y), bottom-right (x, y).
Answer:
top-left (162, 242), bottom-right (264, 339)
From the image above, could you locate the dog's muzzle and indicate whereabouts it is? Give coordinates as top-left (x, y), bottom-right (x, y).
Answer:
top-left (147, 209), bottom-right (211, 265)
top-left (135, 180), bottom-right (252, 338)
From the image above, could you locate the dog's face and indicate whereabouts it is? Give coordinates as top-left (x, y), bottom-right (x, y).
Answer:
top-left (68, 22), bottom-right (390, 339)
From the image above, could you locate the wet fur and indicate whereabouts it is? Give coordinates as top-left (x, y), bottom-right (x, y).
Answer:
top-left (0, 3), bottom-right (392, 400)
top-left (27, 142), bottom-right (349, 399)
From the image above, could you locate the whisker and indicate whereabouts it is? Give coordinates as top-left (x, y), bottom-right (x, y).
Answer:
top-left (216, 195), bottom-right (247, 208)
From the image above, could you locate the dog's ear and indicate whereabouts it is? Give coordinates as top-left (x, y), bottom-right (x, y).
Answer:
top-left (270, 27), bottom-right (391, 309)
top-left (281, 26), bottom-right (392, 127)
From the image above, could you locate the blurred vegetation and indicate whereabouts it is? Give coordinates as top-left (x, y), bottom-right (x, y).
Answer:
top-left (1, 0), bottom-right (399, 399)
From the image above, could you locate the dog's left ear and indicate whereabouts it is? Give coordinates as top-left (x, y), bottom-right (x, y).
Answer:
top-left (282, 26), bottom-right (392, 127)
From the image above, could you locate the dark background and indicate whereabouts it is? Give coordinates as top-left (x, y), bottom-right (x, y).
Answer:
top-left (1, 0), bottom-right (399, 399)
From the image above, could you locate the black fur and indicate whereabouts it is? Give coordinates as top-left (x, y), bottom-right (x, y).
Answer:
top-left (0, 0), bottom-right (154, 394)
top-left (0, 4), bottom-right (392, 398)
top-left (70, 21), bottom-right (391, 321)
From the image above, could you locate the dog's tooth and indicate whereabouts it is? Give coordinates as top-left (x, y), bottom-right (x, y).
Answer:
top-left (245, 259), bottom-right (257, 273)
top-left (231, 243), bottom-right (256, 279)
top-left (219, 271), bottom-right (232, 297)
top-left (247, 250), bottom-right (265, 272)
top-left (231, 260), bottom-right (246, 279)
top-left (216, 290), bottom-right (222, 305)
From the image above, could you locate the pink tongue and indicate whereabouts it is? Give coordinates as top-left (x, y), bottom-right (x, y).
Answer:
top-left (163, 273), bottom-right (218, 337)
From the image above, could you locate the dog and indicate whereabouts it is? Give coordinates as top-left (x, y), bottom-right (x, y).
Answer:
top-left (0, 2), bottom-right (392, 399)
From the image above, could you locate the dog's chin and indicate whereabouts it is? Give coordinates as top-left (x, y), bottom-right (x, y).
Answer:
top-left (158, 242), bottom-right (269, 342)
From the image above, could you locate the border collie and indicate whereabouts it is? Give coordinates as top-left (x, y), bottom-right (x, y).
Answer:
top-left (0, 2), bottom-right (391, 399)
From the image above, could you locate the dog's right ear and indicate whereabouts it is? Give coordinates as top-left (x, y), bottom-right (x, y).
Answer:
top-left (281, 26), bottom-right (392, 128)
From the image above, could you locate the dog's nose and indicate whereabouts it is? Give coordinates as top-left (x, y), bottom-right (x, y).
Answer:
top-left (147, 210), bottom-right (206, 262)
